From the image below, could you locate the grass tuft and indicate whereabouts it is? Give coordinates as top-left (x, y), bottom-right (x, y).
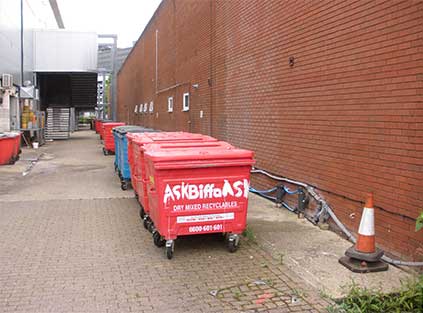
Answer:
top-left (327, 276), bottom-right (423, 313)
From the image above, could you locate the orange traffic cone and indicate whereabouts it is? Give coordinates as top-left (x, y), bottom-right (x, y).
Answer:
top-left (355, 193), bottom-right (375, 253)
top-left (339, 193), bottom-right (388, 273)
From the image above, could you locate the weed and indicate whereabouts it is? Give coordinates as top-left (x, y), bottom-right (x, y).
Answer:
top-left (328, 276), bottom-right (423, 313)
top-left (416, 211), bottom-right (423, 231)
top-left (292, 288), bottom-right (307, 298)
top-left (233, 290), bottom-right (242, 300)
top-left (319, 289), bottom-right (332, 301)
top-left (242, 226), bottom-right (257, 243)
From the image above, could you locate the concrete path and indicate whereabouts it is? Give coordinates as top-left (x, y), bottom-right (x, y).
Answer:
top-left (0, 130), bottom-right (411, 312)
top-left (0, 131), bottom-right (330, 313)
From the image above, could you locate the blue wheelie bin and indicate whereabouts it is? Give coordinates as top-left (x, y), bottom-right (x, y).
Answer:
top-left (113, 126), bottom-right (156, 190)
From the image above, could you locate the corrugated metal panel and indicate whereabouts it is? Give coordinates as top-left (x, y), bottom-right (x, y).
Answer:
top-left (34, 30), bottom-right (97, 72)
top-left (97, 47), bottom-right (131, 72)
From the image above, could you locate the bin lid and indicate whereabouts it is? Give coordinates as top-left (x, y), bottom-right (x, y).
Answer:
top-left (102, 122), bottom-right (125, 128)
top-left (131, 132), bottom-right (217, 145)
top-left (0, 132), bottom-right (20, 139)
top-left (144, 141), bottom-right (255, 169)
top-left (113, 125), bottom-right (155, 135)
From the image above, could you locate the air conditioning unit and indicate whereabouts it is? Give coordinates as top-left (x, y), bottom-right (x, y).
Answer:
top-left (1, 74), bottom-right (13, 88)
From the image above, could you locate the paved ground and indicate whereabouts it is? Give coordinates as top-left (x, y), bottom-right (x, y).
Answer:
top-left (247, 197), bottom-right (411, 298)
top-left (0, 131), bottom-right (331, 313)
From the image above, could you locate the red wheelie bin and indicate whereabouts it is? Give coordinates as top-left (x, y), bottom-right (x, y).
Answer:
top-left (0, 132), bottom-right (21, 165)
top-left (128, 132), bottom-right (217, 222)
top-left (126, 132), bottom-right (159, 197)
top-left (97, 119), bottom-right (112, 139)
top-left (143, 141), bottom-right (255, 259)
top-left (101, 122), bottom-right (125, 155)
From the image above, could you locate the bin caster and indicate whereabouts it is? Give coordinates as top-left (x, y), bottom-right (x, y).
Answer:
top-left (227, 234), bottom-right (240, 253)
top-left (143, 216), bottom-right (150, 230)
top-left (153, 231), bottom-right (165, 247)
top-left (165, 240), bottom-right (174, 259)
top-left (121, 181), bottom-right (129, 190)
top-left (139, 206), bottom-right (145, 220)
top-left (147, 220), bottom-right (155, 233)
top-left (102, 148), bottom-right (108, 155)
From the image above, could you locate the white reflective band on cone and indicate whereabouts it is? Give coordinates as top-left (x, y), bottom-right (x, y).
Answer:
top-left (358, 207), bottom-right (375, 236)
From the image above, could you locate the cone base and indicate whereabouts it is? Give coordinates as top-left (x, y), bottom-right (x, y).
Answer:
top-left (339, 256), bottom-right (389, 273)
top-left (345, 246), bottom-right (384, 262)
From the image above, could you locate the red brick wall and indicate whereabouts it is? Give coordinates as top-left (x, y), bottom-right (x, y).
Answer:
top-left (117, 0), bottom-right (423, 260)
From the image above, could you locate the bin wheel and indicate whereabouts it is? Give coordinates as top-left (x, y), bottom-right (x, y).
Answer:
top-left (147, 220), bottom-right (155, 233)
top-left (143, 217), bottom-right (149, 230)
top-left (121, 181), bottom-right (129, 191)
top-left (153, 232), bottom-right (165, 247)
top-left (139, 207), bottom-right (145, 220)
top-left (103, 148), bottom-right (108, 155)
top-left (227, 234), bottom-right (240, 253)
top-left (165, 240), bottom-right (174, 260)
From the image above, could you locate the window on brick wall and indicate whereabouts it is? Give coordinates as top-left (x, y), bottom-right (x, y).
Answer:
top-left (143, 103), bottom-right (148, 113)
top-left (134, 104), bottom-right (138, 113)
top-left (168, 97), bottom-right (173, 112)
top-left (149, 101), bottom-right (154, 113)
top-left (182, 92), bottom-right (189, 112)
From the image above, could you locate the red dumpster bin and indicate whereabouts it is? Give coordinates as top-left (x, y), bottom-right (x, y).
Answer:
top-left (97, 119), bottom-right (112, 139)
top-left (96, 120), bottom-right (103, 136)
top-left (144, 141), bottom-right (255, 259)
top-left (0, 132), bottom-right (21, 165)
top-left (126, 132), bottom-right (159, 196)
top-left (128, 132), bottom-right (217, 221)
top-left (102, 122), bottom-right (125, 155)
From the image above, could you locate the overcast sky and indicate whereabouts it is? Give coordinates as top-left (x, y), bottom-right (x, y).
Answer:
top-left (57, 0), bottom-right (162, 47)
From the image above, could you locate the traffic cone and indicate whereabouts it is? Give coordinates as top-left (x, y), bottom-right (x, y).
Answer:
top-left (355, 193), bottom-right (375, 253)
top-left (339, 193), bottom-right (389, 273)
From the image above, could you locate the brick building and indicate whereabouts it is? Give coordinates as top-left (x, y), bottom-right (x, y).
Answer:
top-left (117, 0), bottom-right (423, 260)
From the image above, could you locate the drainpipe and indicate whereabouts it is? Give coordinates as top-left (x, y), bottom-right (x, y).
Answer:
top-left (155, 29), bottom-right (158, 94)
